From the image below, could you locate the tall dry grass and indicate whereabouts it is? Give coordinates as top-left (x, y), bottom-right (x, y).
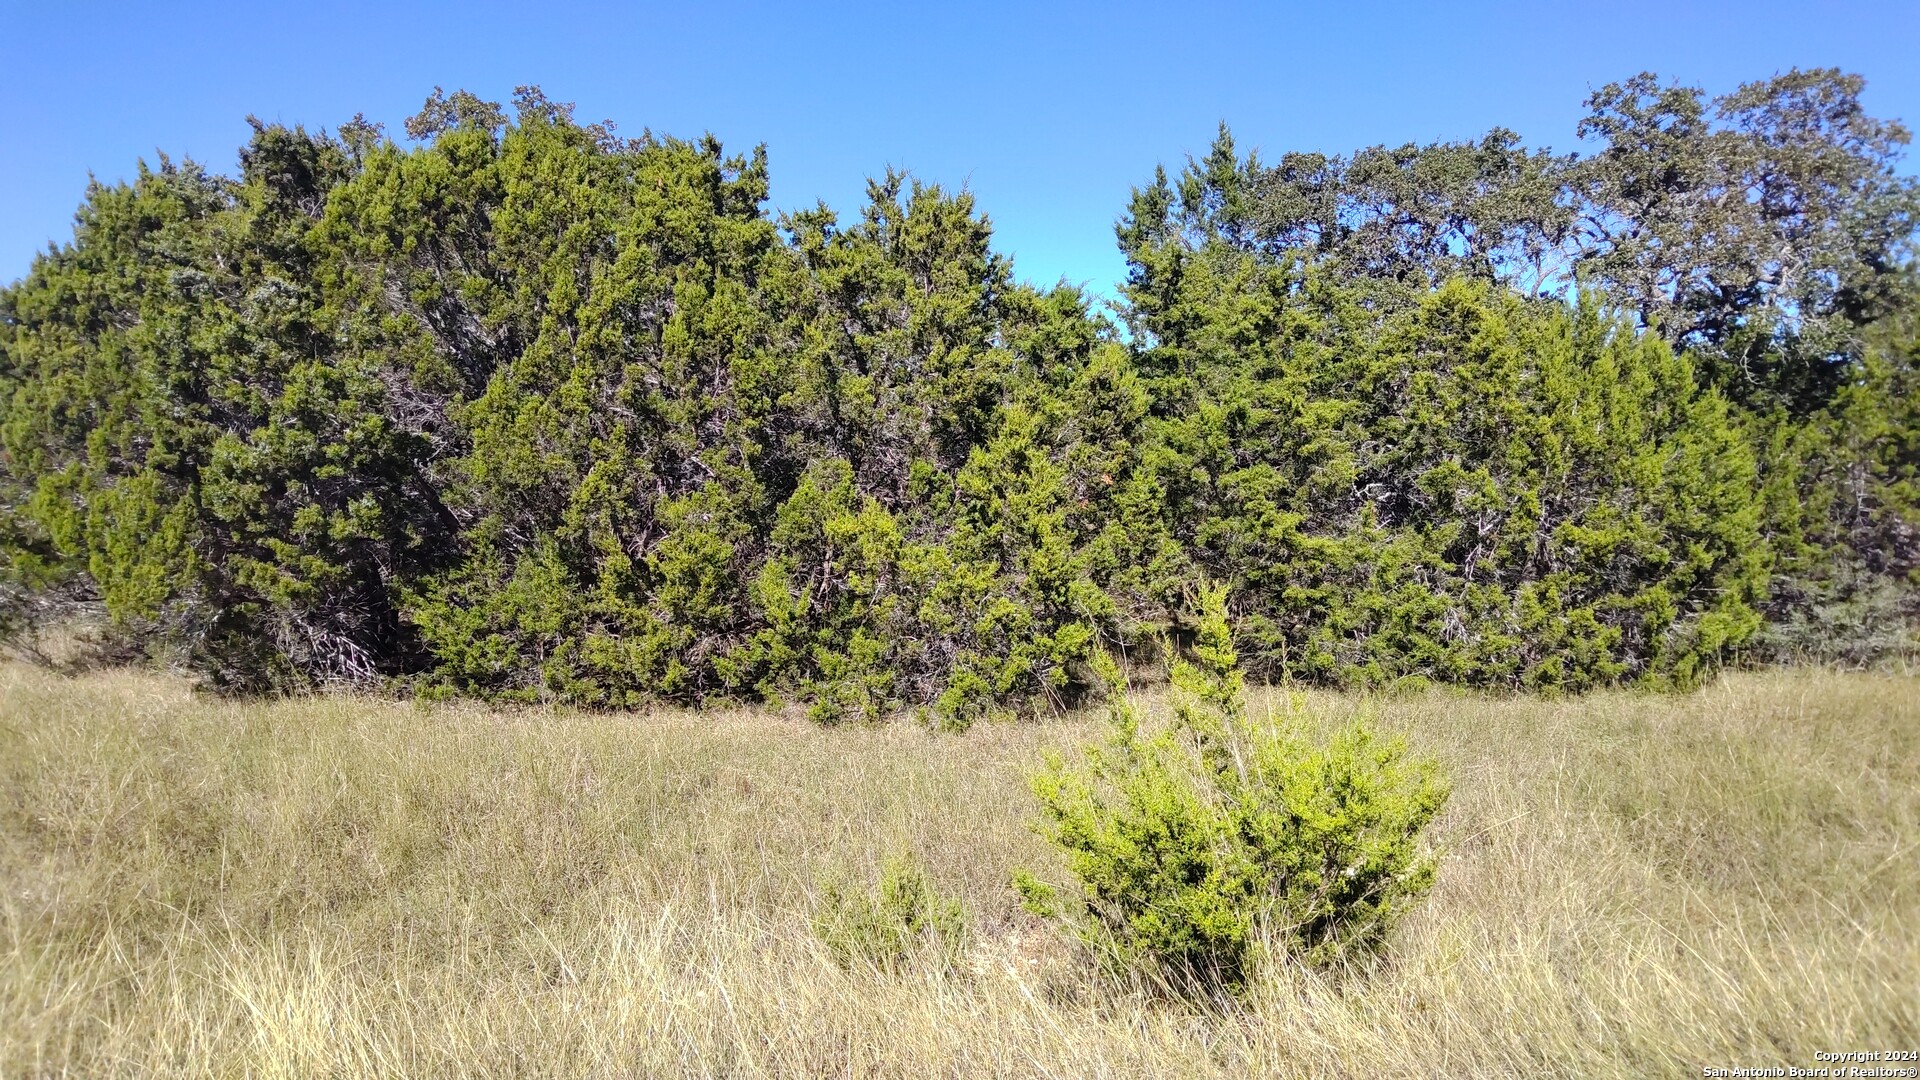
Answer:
top-left (1, 661), bottom-right (1914, 1077)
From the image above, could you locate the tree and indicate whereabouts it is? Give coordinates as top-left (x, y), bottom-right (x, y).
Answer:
top-left (1123, 71), bottom-right (1919, 413)
top-left (2, 77), bottom-right (1911, 706)
top-left (1571, 70), bottom-right (1920, 408)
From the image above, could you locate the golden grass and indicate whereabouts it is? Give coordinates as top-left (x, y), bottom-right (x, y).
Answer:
top-left (1, 661), bottom-right (1915, 1077)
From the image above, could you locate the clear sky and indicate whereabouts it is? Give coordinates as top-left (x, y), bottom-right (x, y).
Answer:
top-left (4, 0), bottom-right (1918, 299)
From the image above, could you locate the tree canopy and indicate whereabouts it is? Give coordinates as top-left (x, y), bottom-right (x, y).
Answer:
top-left (2, 73), bottom-right (1914, 718)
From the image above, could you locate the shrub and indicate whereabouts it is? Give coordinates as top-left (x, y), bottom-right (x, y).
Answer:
top-left (1015, 585), bottom-right (1449, 996)
top-left (814, 854), bottom-right (967, 973)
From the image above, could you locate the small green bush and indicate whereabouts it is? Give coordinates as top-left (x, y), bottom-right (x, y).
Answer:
top-left (814, 854), bottom-right (967, 973)
top-left (1016, 585), bottom-right (1450, 996)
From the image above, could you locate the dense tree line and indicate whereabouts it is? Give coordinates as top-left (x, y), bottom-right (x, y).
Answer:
top-left (2, 74), bottom-right (1914, 719)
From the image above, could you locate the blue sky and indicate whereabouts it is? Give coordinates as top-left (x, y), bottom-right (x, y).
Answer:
top-left (4, 1), bottom-right (1918, 299)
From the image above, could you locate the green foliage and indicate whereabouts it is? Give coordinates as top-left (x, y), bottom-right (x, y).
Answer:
top-left (1749, 312), bottom-right (1920, 664)
top-left (1128, 71), bottom-right (1920, 412)
top-left (814, 854), bottom-right (967, 973)
top-left (0, 126), bottom-right (448, 685)
top-left (1119, 251), bottom-right (1769, 688)
top-left (1017, 587), bottom-right (1450, 996)
top-left (1, 73), bottom-right (1914, 708)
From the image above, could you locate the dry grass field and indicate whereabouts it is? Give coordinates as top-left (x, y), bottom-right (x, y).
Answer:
top-left (1, 660), bottom-right (1915, 1078)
